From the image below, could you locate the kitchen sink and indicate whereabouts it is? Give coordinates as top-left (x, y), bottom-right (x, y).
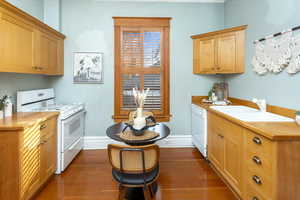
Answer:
top-left (210, 106), bottom-right (294, 122)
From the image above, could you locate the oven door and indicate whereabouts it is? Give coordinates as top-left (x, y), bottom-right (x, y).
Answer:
top-left (61, 110), bottom-right (85, 152)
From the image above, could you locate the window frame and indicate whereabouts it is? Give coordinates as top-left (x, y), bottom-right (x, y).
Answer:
top-left (113, 17), bottom-right (171, 122)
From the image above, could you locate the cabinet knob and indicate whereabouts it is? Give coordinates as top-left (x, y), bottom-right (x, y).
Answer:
top-left (252, 175), bottom-right (262, 185)
top-left (40, 124), bottom-right (47, 130)
top-left (252, 156), bottom-right (262, 165)
top-left (252, 137), bottom-right (262, 145)
top-left (218, 134), bottom-right (224, 139)
top-left (252, 197), bottom-right (259, 200)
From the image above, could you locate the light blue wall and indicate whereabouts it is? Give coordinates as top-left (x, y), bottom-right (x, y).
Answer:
top-left (224, 0), bottom-right (300, 110)
top-left (49, 0), bottom-right (225, 136)
top-left (43, 0), bottom-right (61, 31)
top-left (0, 73), bottom-right (51, 105)
top-left (6, 0), bottom-right (44, 21)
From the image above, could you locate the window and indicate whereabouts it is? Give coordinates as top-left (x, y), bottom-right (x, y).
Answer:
top-left (113, 17), bottom-right (171, 122)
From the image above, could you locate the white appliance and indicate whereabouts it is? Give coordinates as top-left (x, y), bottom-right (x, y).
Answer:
top-left (191, 104), bottom-right (207, 158)
top-left (17, 88), bottom-right (86, 174)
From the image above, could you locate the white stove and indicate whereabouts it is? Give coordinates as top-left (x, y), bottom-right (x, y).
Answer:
top-left (17, 88), bottom-right (86, 174)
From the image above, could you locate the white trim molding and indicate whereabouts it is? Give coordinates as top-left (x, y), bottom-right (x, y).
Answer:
top-left (95, 0), bottom-right (225, 3)
top-left (84, 135), bottom-right (193, 150)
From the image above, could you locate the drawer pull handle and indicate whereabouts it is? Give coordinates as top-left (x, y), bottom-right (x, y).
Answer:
top-left (252, 156), bottom-right (262, 165)
top-left (252, 137), bottom-right (262, 145)
top-left (252, 175), bottom-right (262, 185)
top-left (218, 134), bottom-right (224, 139)
top-left (252, 197), bottom-right (259, 200)
top-left (40, 124), bottom-right (47, 130)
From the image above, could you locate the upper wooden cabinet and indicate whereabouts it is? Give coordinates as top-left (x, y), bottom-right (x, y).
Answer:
top-left (0, 1), bottom-right (65, 75)
top-left (191, 25), bottom-right (247, 74)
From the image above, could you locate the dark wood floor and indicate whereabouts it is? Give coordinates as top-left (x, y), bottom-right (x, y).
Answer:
top-left (35, 148), bottom-right (237, 200)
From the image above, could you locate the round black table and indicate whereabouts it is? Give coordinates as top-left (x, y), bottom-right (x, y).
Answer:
top-left (106, 122), bottom-right (170, 200)
top-left (106, 122), bottom-right (170, 145)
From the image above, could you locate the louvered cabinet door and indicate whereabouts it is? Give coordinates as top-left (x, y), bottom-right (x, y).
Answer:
top-left (0, 9), bottom-right (38, 74)
top-left (20, 125), bottom-right (41, 200)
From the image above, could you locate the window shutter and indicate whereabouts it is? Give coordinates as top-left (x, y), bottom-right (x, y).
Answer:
top-left (114, 17), bottom-right (171, 122)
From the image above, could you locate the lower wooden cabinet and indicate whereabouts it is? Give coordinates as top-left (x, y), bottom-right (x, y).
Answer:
top-left (208, 113), bottom-right (243, 195)
top-left (208, 112), bottom-right (300, 200)
top-left (0, 116), bottom-right (57, 200)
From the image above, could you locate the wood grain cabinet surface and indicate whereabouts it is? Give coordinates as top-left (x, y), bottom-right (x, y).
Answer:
top-left (0, 1), bottom-right (65, 75)
top-left (191, 25), bottom-right (247, 74)
top-left (207, 111), bottom-right (300, 200)
top-left (0, 114), bottom-right (58, 200)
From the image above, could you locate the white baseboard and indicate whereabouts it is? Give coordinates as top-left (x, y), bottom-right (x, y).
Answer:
top-left (83, 135), bottom-right (193, 150)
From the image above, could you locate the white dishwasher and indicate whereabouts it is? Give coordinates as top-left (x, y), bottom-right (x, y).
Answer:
top-left (191, 104), bottom-right (207, 158)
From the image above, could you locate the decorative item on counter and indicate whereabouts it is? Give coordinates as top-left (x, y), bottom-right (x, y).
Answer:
top-left (213, 82), bottom-right (229, 101)
top-left (0, 95), bottom-right (8, 119)
top-left (296, 111), bottom-right (300, 126)
top-left (4, 96), bottom-right (13, 118)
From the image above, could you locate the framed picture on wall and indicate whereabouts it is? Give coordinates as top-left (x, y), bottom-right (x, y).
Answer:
top-left (73, 52), bottom-right (103, 84)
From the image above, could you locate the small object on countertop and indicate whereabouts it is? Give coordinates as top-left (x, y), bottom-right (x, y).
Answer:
top-left (213, 101), bottom-right (228, 106)
top-left (296, 111), bottom-right (300, 126)
top-left (0, 95), bottom-right (8, 119)
top-left (202, 99), bottom-right (213, 103)
top-left (4, 96), bottom-right (13, 118)
top-left (211, 92), bottom-right (218, 102)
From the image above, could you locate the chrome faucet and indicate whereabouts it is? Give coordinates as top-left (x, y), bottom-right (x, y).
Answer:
top-left (252, 98), bottom-right (267, 112)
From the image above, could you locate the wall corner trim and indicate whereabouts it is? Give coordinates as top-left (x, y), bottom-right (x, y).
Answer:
top-left (83, 135), bottom-right (193, 149)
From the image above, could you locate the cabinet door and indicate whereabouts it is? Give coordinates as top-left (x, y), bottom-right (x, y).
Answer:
top-left (40, 119), bottom-right (57, 183)
top-left (20, 125), bottom-right (41, 200)
top-left (216, 33), bottom-right (237, 73)
top-left (39, 32), bottom-right (60, 75)
top-left (208, 114), bottom-right (224, 171)
top-left (193, 38), bottom-right (216, 74)
top-left (0, 10), bottom-right (38, 74)
top-left (223, 125), bottom-right (243, 195)
top-left (40, 132), bottom-right (57, 183)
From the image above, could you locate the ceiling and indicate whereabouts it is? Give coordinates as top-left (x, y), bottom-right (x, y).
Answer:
top-left (95, 0), bottom-right (225, 3)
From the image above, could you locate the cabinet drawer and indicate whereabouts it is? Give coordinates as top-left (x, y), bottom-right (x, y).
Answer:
top-left (245, 184), bottom-right (267, 200)
top-left (246, 149), bottom-right (272, 176)
top-left (246, 168), bottom-right (272, 198)
top-left (39, 117), bottom-right (57, 137)
top-left (245, 130), bottom-right (274, 157)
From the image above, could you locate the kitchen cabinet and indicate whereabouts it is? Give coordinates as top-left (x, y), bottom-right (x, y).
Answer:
top-left (0, 113), bottom-right (58, 200)
top-left (37, 30), bottom-right (64, 75)
top-left (208, 113), bottom-right (243, 195)
top-left (191, 25), bottom-right (247, 74)
top-left (0, 8), bottom-right (38, 74)
top-left (0, 1), bottom-right (65, 75)
top-left (207, 110), bottom-right (300, 200)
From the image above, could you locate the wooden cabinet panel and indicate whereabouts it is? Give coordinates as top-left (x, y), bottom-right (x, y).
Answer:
top-left (38, 31), bottom-right (63, 75)
top-left (41, 127), bottom-right (57, 182)
top-left (20, 125), bottom-right (41, 200)
top-left (0, 115), bottom-right (58, 200)
top-left (193, 38), bottom-right (216, 73)
top-left (0, 132), bottom-right (19, 200)
top-left (191, 25), bottom-right (247, 74)
top-left (0, 10), bottom-right (37, 74)
top-left (217, 33), bottom-right (236, 73)
top-left (0, 1), bottom-right (65, 75)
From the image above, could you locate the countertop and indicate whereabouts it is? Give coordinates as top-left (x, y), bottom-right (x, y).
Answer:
top-left (192, 96), bottom-right (300, 141)
top-left (0, 112), bottom-right (59, 131)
